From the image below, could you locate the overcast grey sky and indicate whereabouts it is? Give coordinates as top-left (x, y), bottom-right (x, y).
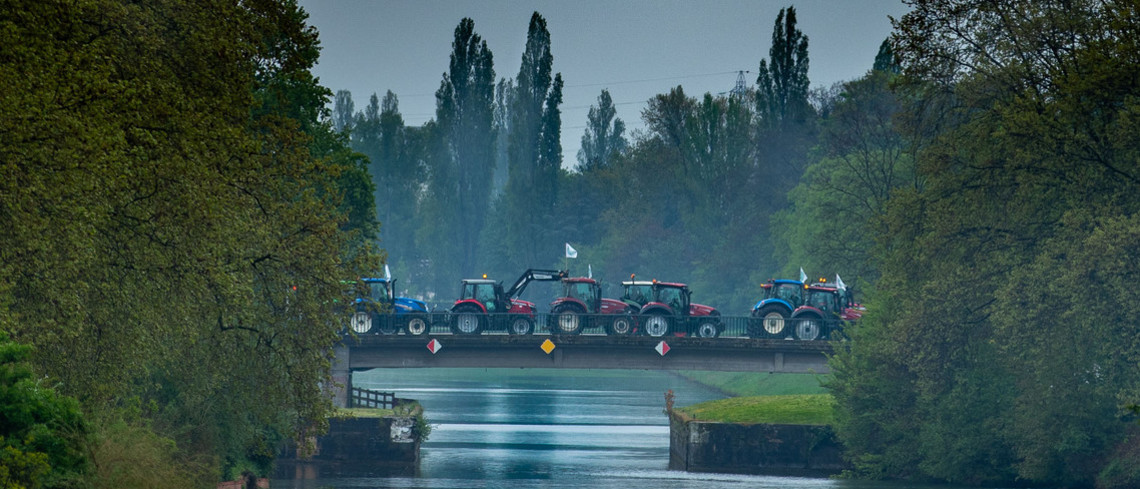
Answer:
top-left (298, 0), bottom-right (910, 168)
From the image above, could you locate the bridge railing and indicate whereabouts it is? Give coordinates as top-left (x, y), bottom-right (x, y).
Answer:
top-left (350, 312), bottom-right (847, 341)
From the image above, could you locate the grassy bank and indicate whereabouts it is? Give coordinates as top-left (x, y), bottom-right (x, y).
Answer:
top-left (675, 371), bottom-right (829, 397)
top-left (675, 394), bottom-right (835, 425)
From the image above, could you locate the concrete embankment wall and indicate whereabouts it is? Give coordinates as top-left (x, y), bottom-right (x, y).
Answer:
top-left (275, 416), bottom-right (419, 478)
top-left (668, 412), bottom-right (848, 477)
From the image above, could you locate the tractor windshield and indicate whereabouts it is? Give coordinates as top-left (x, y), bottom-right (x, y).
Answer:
top-left (807, 289), bottom-right (837, 311)
top-left (622, 284), bottom-right (652, 307)
top-left (369, 281), bottom-right (391, 303)
top-left (655, 286), bottom-right (686, 310)
top-left (773, 283), bottom-right (804, 308)
top-left (565, 282), bottom-right (599, 310)
top-left (461, 282), bottom-right (499, 311)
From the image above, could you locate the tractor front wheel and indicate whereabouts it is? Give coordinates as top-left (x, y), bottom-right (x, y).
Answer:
top-left (607, 313), bottom-right (635, 336)
top-left (695, 318), bottom-right (721, 338)
top-left (406, 314), bottom-right (429, 336)
top-left (508, 316), bottom-right (534, 335)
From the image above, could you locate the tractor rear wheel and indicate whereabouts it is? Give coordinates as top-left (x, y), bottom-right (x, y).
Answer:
top-left (450, 305), bottom-right (484, 335)
top-left (508, 316), bottom-right (534, 335)
top-left (755, 305), bottom-right (790, 338)
top-left (552, 305), bottom-right (586, 335)
top-left (793, 314), bottom-right (822, 341)
top-left (350, 311), bottom-right (373, 334)
top-left (643, 313), bottom-right (671, 337)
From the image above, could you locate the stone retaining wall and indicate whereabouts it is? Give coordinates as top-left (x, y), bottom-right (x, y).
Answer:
top-left (668, 412), bottom-right (849, 477)
top-left (275, 416), bottom-right (419, 478)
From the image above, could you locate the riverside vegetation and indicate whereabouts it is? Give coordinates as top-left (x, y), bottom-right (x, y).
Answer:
top-left (4, 1), bottom-right (1140, 488)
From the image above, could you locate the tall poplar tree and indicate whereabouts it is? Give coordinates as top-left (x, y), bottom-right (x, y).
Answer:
top-left (420, 18), bottom-right (496, 286)
top-left (503, 12), bottom-right (563, 268)
top-left (577, 89), bottom-right (628, 172)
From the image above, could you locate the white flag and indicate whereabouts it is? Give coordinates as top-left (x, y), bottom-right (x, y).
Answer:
top-left (799, 267), bottom-right (808, 282)
top-left (588, 264), bottom-right (593, 278)
top-left (384, 264), bottom-right (392, 279)
top-left (565, 243), bottom-right (578, 259)
top-left (836, 274), bottom-right (846, 291)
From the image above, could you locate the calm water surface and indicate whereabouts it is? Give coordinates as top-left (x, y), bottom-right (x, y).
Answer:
top-left (272, 369), bottom-right (982, 489)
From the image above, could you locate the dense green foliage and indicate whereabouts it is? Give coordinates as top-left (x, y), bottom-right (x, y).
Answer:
top-left (677, 394), bottom-right (835, 425)
top-left (0, 333), bottom-right (88, 489)
top-left (0, 0), bottom-right (378, 485)
top-left (827, 1), bottom-right (1140, 487)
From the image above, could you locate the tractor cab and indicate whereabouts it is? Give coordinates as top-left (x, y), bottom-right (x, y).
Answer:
top-left (366, 278), bottom-right (393, 304)
top-left (651, 282), bottom-right (691, 314)
top-left (561, 278), bottom-right (601, 312)
top-left (458, 279), bottom-right (507, 313)
top-left (620, 280), bottom-right (654, 310)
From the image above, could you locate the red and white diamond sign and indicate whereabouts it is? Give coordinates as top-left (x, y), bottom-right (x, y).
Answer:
top-left (426, 339), bottom-right (442, 354)
top-left (655, 340), bottom-right (670, 356)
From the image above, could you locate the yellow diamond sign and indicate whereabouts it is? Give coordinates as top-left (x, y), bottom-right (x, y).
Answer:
top-left (540, 339), bottom-right (556, 354)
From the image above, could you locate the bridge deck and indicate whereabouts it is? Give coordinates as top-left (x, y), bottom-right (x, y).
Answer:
top-left (340, 334), bottom-right (834, 373)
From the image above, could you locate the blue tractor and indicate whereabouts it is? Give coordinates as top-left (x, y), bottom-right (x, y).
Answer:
top-left (747, 279), bottom-right (805, 339)
top-left (349, 276), bottom-right (430, 335)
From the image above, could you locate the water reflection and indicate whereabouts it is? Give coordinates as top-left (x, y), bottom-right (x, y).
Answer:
top-left (272, 369), bottom-right (982, 489)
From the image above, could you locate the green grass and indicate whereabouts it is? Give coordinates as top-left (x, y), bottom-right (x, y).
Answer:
top-left (675, 371), bottom-right (830, 396)
top-left (676, 394), bottom-right (835, 425)
top-left (335, 407), bottom-right (395, 418)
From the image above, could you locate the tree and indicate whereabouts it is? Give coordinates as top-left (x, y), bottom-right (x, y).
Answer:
top-left (830, 1), bottom-right (1140, 486)
top-left (0, 333), bottom-right (89, 488)
top-left (753, 6), bottom-right (817, 218)
top-left (755, 6), bottom-right (810, 126)
top-left (419, 17), bottom-right (496, 288)
top-left (577, 89), bottom-right (627, 172)
top-left (332, 89), bottom-right (355, 133)
top-left (502, 12), bottom-right (564, 268)
top-left (0, 0), bottom-right (378, 482)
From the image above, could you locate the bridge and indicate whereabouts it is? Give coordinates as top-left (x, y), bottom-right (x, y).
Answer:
top-left (330, 314), bottom-right (837, 407)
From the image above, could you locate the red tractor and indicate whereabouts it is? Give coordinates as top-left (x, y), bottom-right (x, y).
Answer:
top-left (549, 277), bottom-right (637, 335)
top-left (449, 269), bottom-right (567, 335)
top-left (791, 280), bottom-right (863, 340)
top-left (637, 280), bottom-right (722, 338)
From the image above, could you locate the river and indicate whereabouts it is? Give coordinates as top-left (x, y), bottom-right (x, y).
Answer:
top-left (272, 368), bottom-right (991, 489)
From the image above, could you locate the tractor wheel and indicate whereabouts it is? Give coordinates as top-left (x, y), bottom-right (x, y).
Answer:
top-left (450, 305), bottom-right (484, 335)
top-left (695, 318), bottom-right (721, 338)
top-left (405, 314), bottom-right (429, 336)
top-left (508, 316), bottom-right (534, 335)
top-left (350, 311), bottom-right (373, 334)
top-left (606, 313), bottom-right (635, 336)
top-left (793, 314), bottom-right (822, 341)
top-left (756, 304), bottom-right (791, 338)
top-left (552, 304), bottom-right (586, 335)
top-left (378, 315), bottom-right (398, 335)
top-left (643, 313), bottom-right (671, 337)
